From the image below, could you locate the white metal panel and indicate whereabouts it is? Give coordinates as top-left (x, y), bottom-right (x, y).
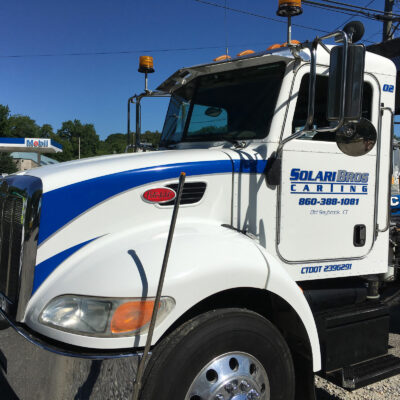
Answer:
top-left (36, 173), bottom-right (232, 264)
top-left (375, 72), bottom-right (397, 232)
top-left (276, 66), bottom-right (380, 262)
top-left (26, 223), bottom-right (322, 371)
top-left (279, 146), bottom-right (376, 261)
top-left (26, 225), bottom-right (270, 349)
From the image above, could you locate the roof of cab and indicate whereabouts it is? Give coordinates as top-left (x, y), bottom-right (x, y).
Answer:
top-left (157, 43), bottom-right (396, 94)
top-left (157, 46), bottom-right (306, 93)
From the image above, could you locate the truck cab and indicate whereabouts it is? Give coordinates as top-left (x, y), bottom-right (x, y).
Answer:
top-left (0, 23), bottom-right (399, 400)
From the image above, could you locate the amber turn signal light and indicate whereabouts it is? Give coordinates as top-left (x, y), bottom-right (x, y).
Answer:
top-left (111, 300), bottom-right (158, 333)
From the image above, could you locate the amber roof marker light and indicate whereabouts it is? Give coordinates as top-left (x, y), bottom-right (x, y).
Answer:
top-left (276, 1), bottom-right (303, 46)
top-left (138, 55), bottom-right (155, 92)
top-left (277, 0), bottom-right (303, 17)
top-left (138, 55), bottom-right (154, 73)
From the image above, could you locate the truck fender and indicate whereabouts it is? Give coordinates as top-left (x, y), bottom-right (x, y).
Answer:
top-left (255, 244), bottom-right (321, 372)
top-left (25, 222), bottom-right (320, 371)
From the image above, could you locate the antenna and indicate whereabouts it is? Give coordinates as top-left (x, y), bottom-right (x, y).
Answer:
top-left (225, 0), bottom-right (229, 57)
top-left (276, 1), bottom-right (303, 45)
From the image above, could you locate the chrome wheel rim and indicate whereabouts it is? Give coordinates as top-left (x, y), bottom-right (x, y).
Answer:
top-left (185, 351), bottom-right (270, 400)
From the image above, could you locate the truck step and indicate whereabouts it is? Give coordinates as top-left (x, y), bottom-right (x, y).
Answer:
top-left (336, 355), bottom-right (400, 390)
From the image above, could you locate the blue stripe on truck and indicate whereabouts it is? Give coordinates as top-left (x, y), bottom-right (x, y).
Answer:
top-left (33, 158), bottom-right (267, 294)
top-left (38, 160), bottom-right (233, 245)
top-left (33, 238), bottom-right (98, 293)
top-left (38, 159), bottom-right (267, 245)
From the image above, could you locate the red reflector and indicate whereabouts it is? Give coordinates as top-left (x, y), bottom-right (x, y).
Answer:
top-left (142, 188), bottom-right (176, 203)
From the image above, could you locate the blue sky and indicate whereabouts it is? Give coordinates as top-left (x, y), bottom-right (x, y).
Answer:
top-left (0, 0), bottom-right (398, 139)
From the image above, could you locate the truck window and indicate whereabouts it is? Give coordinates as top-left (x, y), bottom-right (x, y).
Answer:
top-left (161, 95), bottom-right (190, 145)
top-left (160, 62), bottom-right (285, 146)
top-left (186, 105), bottom-right (228, 138)
top-left (292, 75), bottom-right (372, 141)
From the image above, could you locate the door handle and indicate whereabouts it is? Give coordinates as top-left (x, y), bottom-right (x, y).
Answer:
top-left (353, 225), bottom-right (366, 247)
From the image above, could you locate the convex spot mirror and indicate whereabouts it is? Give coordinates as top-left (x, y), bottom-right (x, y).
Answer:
top-left (327, 44), bottom-right (366, 122)
top-left (336, 118), bottom-right (377, 157)
top-left (205, 107), bottom-right (222, 117)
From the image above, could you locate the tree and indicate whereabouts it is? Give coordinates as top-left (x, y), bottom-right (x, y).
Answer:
top-left (141, 130), bottom-right (161, 148)
top-left (0, 104), bottom-right (165, 163)
top-left (0, 105), bottom-right (10, 136)
top-left (8, 115), bottom-right (40, 138)
top-left (39, 124), bottom-right (54, 138)
top-left (104, 133), bottom-right (127, 154)
top-left (56, 119), bottom-right (100, 159)
top-left (0, 153), bottom-right (17, 174)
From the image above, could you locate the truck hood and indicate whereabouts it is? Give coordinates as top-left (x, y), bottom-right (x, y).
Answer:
top-left (20, 149), bottom-right (234, 247)
top-left (20, 149), bottom-right (233, 194)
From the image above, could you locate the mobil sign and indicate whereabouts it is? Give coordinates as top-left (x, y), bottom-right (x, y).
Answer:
top-left (25, 139), bottom-right (49, 148)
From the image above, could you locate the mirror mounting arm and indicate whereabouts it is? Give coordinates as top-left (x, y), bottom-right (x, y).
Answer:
top-left (276, 31), bottom-right (349, 156)
top-left (267, 31), bottom-right (350, 187)
top-left (126, 91), bottom-right (170, 153)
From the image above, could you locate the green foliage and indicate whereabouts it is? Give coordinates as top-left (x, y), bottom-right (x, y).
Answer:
top-left (141, 130), bottom-right (161, 148)
top-left (104, 133), bottom-right (127, 154)
top-left (8, 115), bottom-right (40, 138)
top-left (56, 120), bottom-right (100, 160)
top-left (0, 153), bottom-right (17, 174)
top-left (0, 105), bottom-right (10, 136)
top-left (40, 124), bottom-right (54, 138)
top-left (0, 104), bottom-right (162, 164)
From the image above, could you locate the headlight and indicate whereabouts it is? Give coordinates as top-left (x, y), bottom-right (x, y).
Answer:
top-left (39, 295), bottom-right (175, 337)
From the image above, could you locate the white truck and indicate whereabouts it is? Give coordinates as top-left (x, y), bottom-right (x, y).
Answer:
top-left (0, 20), bottom-right (399, 400)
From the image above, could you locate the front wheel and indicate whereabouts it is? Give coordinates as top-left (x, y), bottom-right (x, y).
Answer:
top-left (140, 308), bottom-right (295, 400)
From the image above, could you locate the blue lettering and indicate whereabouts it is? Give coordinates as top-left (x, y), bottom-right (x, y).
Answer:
top-left (299, 171), bottom-right (308, 181)
top-left (383, 84), bottom-right (394, 93)
top-left (337, 170), bottom-right (346, 182)
top-left (290, 168), bottom-right (300, 181)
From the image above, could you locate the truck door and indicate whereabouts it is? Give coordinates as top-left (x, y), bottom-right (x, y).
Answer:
top-left (278, 67), bottom-right (379, 262)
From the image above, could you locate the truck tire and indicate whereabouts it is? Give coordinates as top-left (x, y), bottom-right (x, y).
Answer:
top-left (140, 308), bottom-right (295, 400)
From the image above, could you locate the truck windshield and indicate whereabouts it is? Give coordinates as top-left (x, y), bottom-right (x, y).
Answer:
top-left (160, 62), bottom-right (285, 146)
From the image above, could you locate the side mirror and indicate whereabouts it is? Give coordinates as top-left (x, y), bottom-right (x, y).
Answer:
top-left (336, 118), bottom-right (377, 157)
top-left (327, 44), bottom-right (365, 123)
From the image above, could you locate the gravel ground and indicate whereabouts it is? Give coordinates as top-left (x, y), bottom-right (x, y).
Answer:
top-left (315, 302), bottom-right (400, 400)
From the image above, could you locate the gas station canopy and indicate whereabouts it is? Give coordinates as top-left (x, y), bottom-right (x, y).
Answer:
top-left (0, 138), bottom-right (63, 153)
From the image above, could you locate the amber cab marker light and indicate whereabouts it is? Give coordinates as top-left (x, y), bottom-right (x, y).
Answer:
top-left (267, 43), bottom-right (283, 51)
top-left (213, 54), bottom-right (232, 62)
top-left (277, 0), bottom-right (303, 17)
top-left (138, 55), bottom-right (155, 73)
top-left (282, 40), bottom-right (301, 46)
top-left (111, 300), bottom-right (159, 334)
top-left (236, 49), bottom-right (255, 57)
